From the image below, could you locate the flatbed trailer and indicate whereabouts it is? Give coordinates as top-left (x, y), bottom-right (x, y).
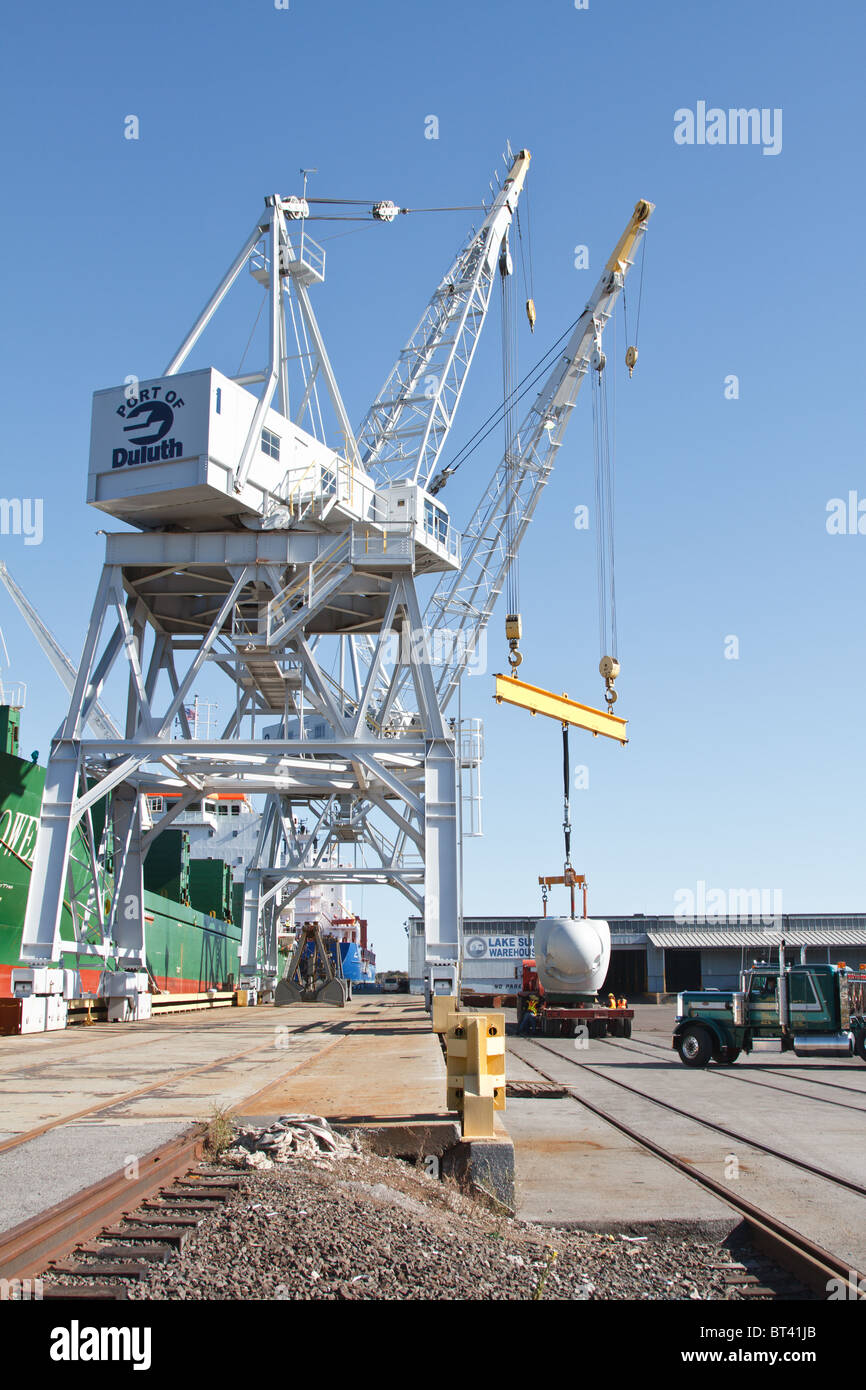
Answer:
top-left (523, 1002), bottom-right (634, 1038)
top-left (517, 960), bottom-right (634, 1038)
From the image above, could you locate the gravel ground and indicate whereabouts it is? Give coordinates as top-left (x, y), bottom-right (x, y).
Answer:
top-left (80, 1141), bottom-right (804, 1301)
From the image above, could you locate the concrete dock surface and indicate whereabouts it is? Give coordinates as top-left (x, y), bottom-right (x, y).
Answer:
top-left (0, 996), bottom-right (448, 1232)
top-left (506, 1006), bottom-right (866, 1275)
top-left (3, 995), bottom-right (862, 1281)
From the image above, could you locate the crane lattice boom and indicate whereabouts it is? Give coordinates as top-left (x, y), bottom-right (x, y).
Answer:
top-left (355, 150), bottom-right (531, 490)
top-left (374, 199), bottom-right (653, 725)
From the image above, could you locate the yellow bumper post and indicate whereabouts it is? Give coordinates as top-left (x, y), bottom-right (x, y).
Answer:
top-left (446, 1011), bottom-right (506, 1139)
top-left (431, 993), bottom-right (459, 1035)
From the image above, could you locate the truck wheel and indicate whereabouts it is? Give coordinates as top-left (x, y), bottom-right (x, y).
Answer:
top-left (677, 1026), bottom-right (713, 1068)
top-left (854, 1031), bottom-right (866, 1063)
top-left (622, 1018), bottom-right (632, 1039)
top-left (716, 1047), bottom-right (740, 1065)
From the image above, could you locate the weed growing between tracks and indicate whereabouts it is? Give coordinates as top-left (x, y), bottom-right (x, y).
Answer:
top-left (202, 1106), bottom-right (234, 1160)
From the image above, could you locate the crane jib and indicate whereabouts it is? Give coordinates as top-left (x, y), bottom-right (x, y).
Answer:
top-left (420, 197), bottom-right (653, 714)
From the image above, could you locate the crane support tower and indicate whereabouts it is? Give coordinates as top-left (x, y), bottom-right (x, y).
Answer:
top-left (19, 153), bottom-right (651, 1013)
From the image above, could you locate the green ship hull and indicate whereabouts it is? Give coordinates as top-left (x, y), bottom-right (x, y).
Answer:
top-left (0, 745), bottom-right (242, 997)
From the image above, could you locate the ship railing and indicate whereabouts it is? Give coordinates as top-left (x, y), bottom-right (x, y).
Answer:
top-left (0, 679), bottom-right (26, 709)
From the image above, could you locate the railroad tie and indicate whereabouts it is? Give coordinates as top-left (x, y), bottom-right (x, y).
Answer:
top-left (47, 1261), bottom-right (156, 1282)
top-left (164, 1185), bottom-right (236, 1199)
top-left (186, 1172), bottom-right (241, 1185)
top-left (106, 1225), bottom-right (193, 1247)
top-left (8, 1161), bottom-right (240, 1300)
top-left (140, 1199), bottom-right (223, 1213)
top-left (116, 1213), bottom-right (203, 1228)
top-left (40, 1284), bottom-right (130, 1301)
top-left (78, 1242), bottom-right (175, 1263)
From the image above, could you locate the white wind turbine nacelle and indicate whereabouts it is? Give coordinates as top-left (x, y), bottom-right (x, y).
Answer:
top-left (533, 917), bottom-right (611, 995)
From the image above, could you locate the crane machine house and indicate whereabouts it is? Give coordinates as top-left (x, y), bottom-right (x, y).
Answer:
top-left (88, 366), bottom-right (456, 569)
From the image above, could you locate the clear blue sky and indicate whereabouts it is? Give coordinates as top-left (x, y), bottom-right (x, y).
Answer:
top-left (1, 0), bottom-right (863, 967)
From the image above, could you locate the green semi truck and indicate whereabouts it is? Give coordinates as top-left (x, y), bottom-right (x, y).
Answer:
top-left (672, 948), bottom-right (866, 1067)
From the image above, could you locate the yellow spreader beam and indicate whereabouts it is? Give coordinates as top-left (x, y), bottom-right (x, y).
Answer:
top-left (493, 673), bottom-right (628, 744)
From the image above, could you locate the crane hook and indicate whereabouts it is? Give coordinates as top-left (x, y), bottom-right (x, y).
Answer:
top-left (506, 613), bottom-right (523, 670)
top-left (599, 654), bottom-right (620, 706)
top-left (625, 345), bottom-right (638, 378)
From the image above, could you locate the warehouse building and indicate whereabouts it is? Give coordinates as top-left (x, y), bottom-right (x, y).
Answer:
top-left (407, 914), bottom-right (866, 999)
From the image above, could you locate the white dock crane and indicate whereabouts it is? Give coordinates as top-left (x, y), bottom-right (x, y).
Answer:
top-left (17, 152), bottom-right (651, 1020)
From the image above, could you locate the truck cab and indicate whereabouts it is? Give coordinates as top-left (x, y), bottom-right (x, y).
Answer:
top-left (672, 960), bottom-right (866, 1068)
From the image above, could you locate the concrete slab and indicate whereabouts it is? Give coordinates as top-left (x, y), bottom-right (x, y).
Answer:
top-left (0, 1000), bottom-right (392, 1138)
top-left (506, 1094), bottom-right (736, 1231)
top-left (0, 997), bottom-right (454, 1227)
top-left (0, 1121), bottom-right (190, 1232)
top-left (506, 1029), bottom-right (866, 1271)
top-left (442, 1116), bottom-right (515, 1211)
top-left (240, 997), bottom-right (449, 1124)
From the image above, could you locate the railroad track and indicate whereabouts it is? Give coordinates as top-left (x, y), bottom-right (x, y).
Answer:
top-left (0, 1012), bottom-right (345, 1081)
top-left (0, 1125), bottom-right (241, 1299)
top-left (598, 1031), bottom-right (866, 1113)
top-left (0, 1011), bottom-right (287, 1077)
top-left (0, 1011), bottom-right (370, 1298)
top-left (0, 1019), bottom-right (346, 1157)
top-left (519, 1036), bottom-right (866, 1197)
top-left (511, 1036), bottom-right (866, 1299)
